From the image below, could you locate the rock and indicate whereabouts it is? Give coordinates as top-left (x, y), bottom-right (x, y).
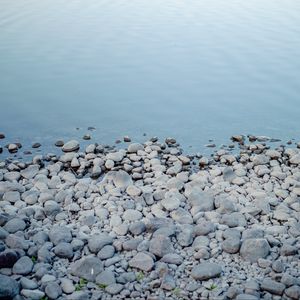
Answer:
top-left (21, 289), bottom-right (45, 299)
top-left (161, 253), bottom-right (183, 265)
top-left (221, 212), bottom-right (246, 227)
top-left (105, 283), bottom-right (123, 295)
top-left (129, 252), bottom-right (154, 272)
top-left (20, 277), bottom-right (38, 290)
top-left (149, 235), bottom-right (174, 257)
top-left (95, 269), bottom-right (116, 286)
top-left (20, 165), bottom-right (39, 179)
top-left (236, 294), bottom-right (259, 300)
top-left (105, 170), bottom-right (133, 189)
top-left (240, 239), bottom-right (270, 262)
top-left (54, 242), bottom-right (74, 259)
top-left (285, 285), bottom-right (300, 299)
top-left (70, 256), bottom-right (103, 281)
top-left (49, 225), bottom-right (72, 245)
top-left (55, 140), bottom-right (64, 147)
top-left (123, 209), bottom-right (143, 221)
top-left (32, 142), bottom-right (41, 148)
top-left (0, 274), bottom-right (19, 299)
top-left (12, 256), bottom-right (33, 275)
top-left (97, 245), bottom-right (115, 260)
top-left (194, 220), bottom-right (215, 236)
top-left (161, 273), bottom-right (176, 290)
top-left (260, 278), bottom-right (285, 295)
top-left (45, 282), bottom-right (62, 299)
top-left (3, 218), bottom-right (26, 233)
top-left (61, 278), bottom-right (75, 294)
top-left (191, 262), bottom-right (222, 280)
top-left (0, 249), bottom-right (20, 268)
top-left (126, 185), bottom-right (142, 197)
top-left (8, 143), bottom-right (18, 153)
top-left (88, 233), bottom-right (113, 253)
top-left (62, 140), bottom-right (80, 152)
top-left (170, 208), bottom-right (193, 224)
top-left (128, 143), bottom-right (144, 153)
top-left (44, 200), bottom-right (61, 217)
top-left (161, 190), bottom-right (182, 211)
top-left (187, 190), bottom-right (214, 212)
top-left (129, 221), bottom-right (146, 235)
top-left (3, 191), bottom-right (20, 203)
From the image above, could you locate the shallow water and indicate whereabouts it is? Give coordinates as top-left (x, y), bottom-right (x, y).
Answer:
top-left (1, 0), bottom-right (300, 154)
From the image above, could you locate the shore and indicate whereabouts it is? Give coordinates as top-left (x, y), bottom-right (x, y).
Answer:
top-left (0, 135), bottom-right (299, 300)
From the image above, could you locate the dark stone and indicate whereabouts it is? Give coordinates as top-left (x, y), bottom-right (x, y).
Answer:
top-left (0, 250), bottom-right (20, 268)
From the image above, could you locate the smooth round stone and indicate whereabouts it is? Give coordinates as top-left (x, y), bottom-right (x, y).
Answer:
top-left (3, 218), bottom-right (26, 234)
top-left (127, 143), bottom-right (144, 153)
top-left (60, 278), bottom-right (75, 294)
top-left (97, 245), bottom-right (115, 260)
top-left (21, 289), bottom-right (45, 300)
top-left (12, 256), bottom-right (33, 275)
top-left (55, 140), bottom-right (64, 147)
top-left (123, 209), bottom-right (143, 221)
top-left (105, 283), bottom-right (124, 295)
top-left (45, 282), bottom-right (62, 299)
top-left (54, 242), bottom-right (74, 259)
top-left (62, 140), bottom-right (80, 152)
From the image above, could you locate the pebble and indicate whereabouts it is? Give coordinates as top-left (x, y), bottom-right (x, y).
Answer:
top-left (62, 140), bottom-right (80, 152)
top-left (129, 252), bottom-right (154, 271)
top-left (191, 262), bottom-right (222, 280)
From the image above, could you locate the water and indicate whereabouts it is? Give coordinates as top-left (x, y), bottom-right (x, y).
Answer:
top-left (1, 0), bottom-right (300, 154)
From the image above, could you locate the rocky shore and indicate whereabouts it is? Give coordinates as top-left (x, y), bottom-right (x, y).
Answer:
top-left (0, 135), bottom-right (299, 300)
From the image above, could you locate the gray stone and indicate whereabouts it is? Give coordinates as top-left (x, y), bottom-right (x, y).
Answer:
top-left (20, 165), bottom-right (39, 179)
top-left (123, 209), bottom-right (143, 221)
top-left (128, 143), bottom-right (144, 153)
top-left (88, 233), bottom-right (113, 253)
top-left (236, 294), bottom-right (259, 300)
top-left (105, 170), bottom-right (133, 189)
top-left (240, 239), bottom-right (270, 262)
top-left (222, 237), bottom-right (240, 254)
top-left (176, 224), bottom-right (194, 246)
top-left (242, 228), bottom-right (264, 240)
top-left (129, 252), bottom-right (154, 271)
top-left (221, 212), bottom-right (246, 227)
top-left (20, 277), bottom-right (38, 290)
top-left (3, 218), bottom-right (26, 233)
top-left (105, 283), bottom-right (123, 295)
top-left (95, 269), bottom-right (116, 286)
top-left (194, 220), bottom-right (215, 236)
top-left (191, 262), bottom-right (222, 280)
top-left (49, 225), bottom-right (72, 245)
top-left (285, 285), bottom-right (300, 300)
top-left (170, 208), bottom-right (193, 224)
top-left (45, 282), bottom-right (62, 299)
top-left (0, 274), bottom-right (19, 299)
top-left (97, 245), bottom-right (115, 260)
top-left (149, 235), bottom-right (174, 257)
top-left (44, 200), bottom-right (61, 217)
top-left (21, 289), bottom-right (45, 300)
top-left (260, 278), bottom-right (285, 295)
top-left (3, 191), bottom-right (20, 203)
top-left (67, 291), bottom-right (90, 300)
top-left (129, 221), bottom-right (146, 235)
top-left (13, 256), bottom-right (33, 275)
top-left (70, 256), bottom-right (103, 282)
top-left (54, 242), bottom-right (74, 259)
top-left (62, 140), bottom-right (80, 152)
top-left (161, 273), bottom-right (176, 290)
top-left (187, 190), bottom-right (214, 211)
top-left (60, 278), bottom-right (75, 294)
top-left (161, 253), bottom-right (183, 265)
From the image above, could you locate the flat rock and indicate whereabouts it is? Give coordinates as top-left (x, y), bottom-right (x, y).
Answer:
top-left (260, 278), bottom-right (285, 295)
top-left (12, 256), bottom-right (33, 275)
top-left (62, 140), bottom-right (80, 152)
top-left (191, 262), bottom-right (222, 280)
top-left (149, 235), bottom-right (174, 257)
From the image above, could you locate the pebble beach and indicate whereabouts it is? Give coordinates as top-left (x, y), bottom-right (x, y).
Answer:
top-left (0, 134), bottom-right (299, 300)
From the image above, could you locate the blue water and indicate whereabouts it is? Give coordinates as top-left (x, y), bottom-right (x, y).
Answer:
top-left (1, 0), bottom-right (300, 154)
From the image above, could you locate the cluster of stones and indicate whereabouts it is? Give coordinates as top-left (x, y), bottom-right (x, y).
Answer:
top-left (0, 136), bottom-right (299, 300)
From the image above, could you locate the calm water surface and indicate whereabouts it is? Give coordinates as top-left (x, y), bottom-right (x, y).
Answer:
top-left (1, 0), bottom-right (300, 154)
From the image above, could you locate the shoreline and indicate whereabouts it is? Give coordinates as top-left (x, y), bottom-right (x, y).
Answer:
top-left (0, 135), bottom-right (299, 299)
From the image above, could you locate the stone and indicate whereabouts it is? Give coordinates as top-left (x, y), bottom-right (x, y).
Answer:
top-left (95, 269), bottom-right (116, 286)
top-left (61, 278), bottom-right (75, 294)
top-left (170, 208), bottom-right (193, 224)
top-left (128, 143), bottom-right (144, 153)
top-left (105, 170), bottom-right (133, 189)
top-left (44, 200), bottom-right (61, 217)
top-left (62, 140), bottom-right (80, 152)
top-left (260, 278), bottom-right (285, 295)
top-left (191, 262), bottom-right (222, 280)
top-left (161, 190), bottom-right (181, 211)
top-left (70, 256), bottom-right (103, 282)
top-left (161, 273), bottom-right (176, 290)
top-left (54, 242), bottom-right (74, 259)
top-left (12, 256), bottom-right (33, 275)
top-left (20, 165), bottom-right (39, 179)
top-left (45, 282), bottom-right (62, 299)
top-left (149, 235), bottom-right (174, 257)
top-left (88, 233), bottom-right (113, 253)
top-left (49, 225), bottom-right (72, 245)
top-left (126, 185), bottom-right (142, 197)
top-left (194, 220), bottom-right (215, 236)
top-left (129, 221), bottom-right (146, 235)
top-left (3, 191), bottom-right (20, 203)
top-left (129, 252), bottom-right (154, 272)
top-left (187, 190), bottom-right (214, 211)
top-left (123, 209), bottom-right (143, 221)
top-left (240, 239), bottom-right (270, 262)
top-left (285, 285), bottom-right (300, 300)
top-left (97, 245), bottom-right (115, 260)
top-left (21, 289), bottom-right (45, 299)
top-left (222, 237), bottom-right (240, 254)
top-left (3, 218), bottom-right (26, 233)
top-left (0, 249), bottom-right (20, 268)
top-left (161, 253), bottom-right (183, 265)
top-left (0, 274), bottom-right (19, 299)
top-left (20, 277), bottom-right (38, 290)
top-left (105, 283), bottom-right (123, 295)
